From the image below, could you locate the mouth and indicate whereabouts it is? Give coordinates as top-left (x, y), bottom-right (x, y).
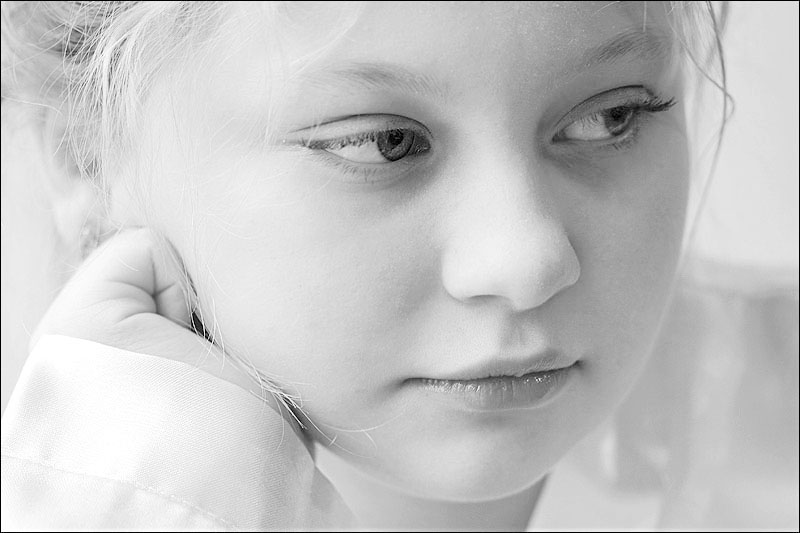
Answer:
top-left (439, 350), bottom-right (578, 381)
top-left (409, 355), bottom-right (579, 412)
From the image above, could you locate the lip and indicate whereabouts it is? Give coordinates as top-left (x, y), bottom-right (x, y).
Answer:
top-left (410, 353), bottom-right (579, 412)
top-left (438, 350), bottom-right (577, 381)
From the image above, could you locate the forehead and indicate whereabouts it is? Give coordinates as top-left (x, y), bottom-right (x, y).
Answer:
top-left (266, 1), bottom-right (673, 71)
top-left (186, 2), bottom-right (677, 129)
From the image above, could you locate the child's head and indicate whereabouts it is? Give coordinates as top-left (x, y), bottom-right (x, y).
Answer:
top-left (2, 1), bottom-right (726, 502)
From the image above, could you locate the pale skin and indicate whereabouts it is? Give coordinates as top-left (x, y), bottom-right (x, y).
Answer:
top-left (37, 1), bottom-right (690, 530)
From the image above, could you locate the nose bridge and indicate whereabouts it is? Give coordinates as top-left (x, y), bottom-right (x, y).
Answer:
top-left (441, 148), bottom-right (581, 312)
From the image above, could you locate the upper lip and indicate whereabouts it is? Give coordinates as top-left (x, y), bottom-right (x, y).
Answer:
top-left (431, 349), bottom-right (577, 381)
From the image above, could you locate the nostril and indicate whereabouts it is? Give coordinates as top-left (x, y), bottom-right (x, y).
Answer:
top-left (441, 228), bottom-right (580, 312)
top-left (505, 249), bottom-right (581, 312)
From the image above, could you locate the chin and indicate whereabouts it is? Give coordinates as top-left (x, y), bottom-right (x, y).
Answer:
top-left (400, 462), bottom-right (544, 503)
top-left (383, 436), bottom-right (553, 503)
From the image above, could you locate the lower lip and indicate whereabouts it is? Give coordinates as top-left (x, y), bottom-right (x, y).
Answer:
top-left (413, 364), bottom-right (578, 412)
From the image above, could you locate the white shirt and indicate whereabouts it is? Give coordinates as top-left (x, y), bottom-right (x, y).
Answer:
top-left (1, 335), bottom-right (355, 530)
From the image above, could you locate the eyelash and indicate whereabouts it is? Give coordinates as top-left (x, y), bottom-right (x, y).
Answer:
top-left (310, 149), bottom-right (401, 183)
top-left (298, 90), bottom-right (677, 183)
top-left (557, 95), bottom-right (676, 151)
top-left (303, 128), bottom-right (430, 184)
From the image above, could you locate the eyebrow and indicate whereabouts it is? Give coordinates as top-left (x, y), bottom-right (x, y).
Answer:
top-left (297, 29), bottom-right (673, 100)
top-left (581, 28), bottom-right (675, 68)
top-left (299, 62), bottom-right (449, 100)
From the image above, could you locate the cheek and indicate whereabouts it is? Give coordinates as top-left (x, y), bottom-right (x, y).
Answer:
top-left (613, 137), bottom-right (689, 313)
top-left (174, 165), bottom-right (439, 394)
top-left (573, 135), bottom-right (689, 389)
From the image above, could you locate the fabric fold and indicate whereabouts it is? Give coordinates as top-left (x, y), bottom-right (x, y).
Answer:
top-left (1, 335), bottom-right (355, 531)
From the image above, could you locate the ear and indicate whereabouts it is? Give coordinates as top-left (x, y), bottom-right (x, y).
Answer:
top-left (40, 107), bottom-right (143, 258)
top-left (36, 108), bottom-right (104, 258)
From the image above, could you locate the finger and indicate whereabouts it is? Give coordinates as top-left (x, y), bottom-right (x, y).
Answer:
top-left (32, 228), bottom-right (191, 347)
top-left (150, 235), bottom-right (194, 328)
top-left (32, 227), bottom-right (288, 420)
top-left (86, 231), bottom-right (269, 400)
top-left (73, 228), bottom-right (191, 325)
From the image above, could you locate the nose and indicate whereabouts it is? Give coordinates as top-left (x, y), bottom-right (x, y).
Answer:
top-left (440, 153), bottom-right (581, 312)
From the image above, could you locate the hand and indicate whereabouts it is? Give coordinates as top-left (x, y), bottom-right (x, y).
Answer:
top-left (31, 228), bottom-right (267, 402)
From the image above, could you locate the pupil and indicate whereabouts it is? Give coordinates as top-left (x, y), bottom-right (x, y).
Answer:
top-left (608, 107), bottom-right (627, 122)
top-left (377, 129), bottom-right (414, 161)
top-left (386, 130), bottom-right (405, 148)
top-left (605, 107), bottom-right (631, 134)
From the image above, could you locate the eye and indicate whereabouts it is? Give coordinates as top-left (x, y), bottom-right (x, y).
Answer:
top-left (317, 128), bottom-right (430, 164)
top-left (288, 115), bottom-right (433, 185)
top-left (559, 106), bottom-right (637, 142)
top-left (305, 127), bottom-right (431, 164)
top-left (289, 116), bottom-right (434, 185)
top-left (552, 86), bottom-right (676, 148)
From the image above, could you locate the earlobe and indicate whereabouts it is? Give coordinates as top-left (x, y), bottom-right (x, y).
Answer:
top-left (51, 180), bottom-right (106, 259)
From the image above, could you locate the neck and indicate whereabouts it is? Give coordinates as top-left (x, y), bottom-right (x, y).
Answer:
top-left (313, 443), bottom-right (547, 531)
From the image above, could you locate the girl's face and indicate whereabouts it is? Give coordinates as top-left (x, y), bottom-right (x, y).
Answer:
top-left (128, 1), bottom-right (689, 501)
